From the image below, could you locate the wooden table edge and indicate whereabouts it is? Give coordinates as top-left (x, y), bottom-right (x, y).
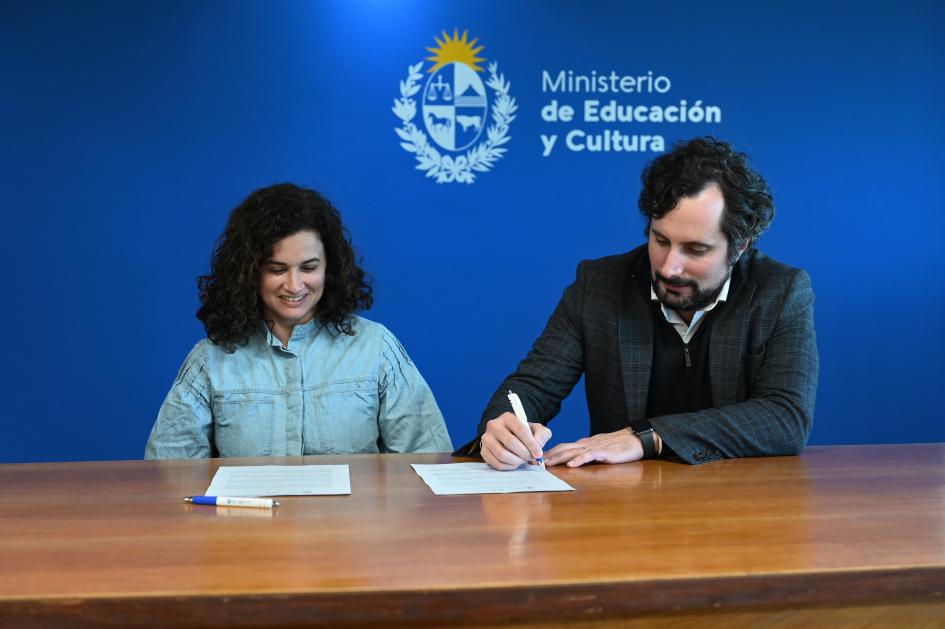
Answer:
top-left (4, 565), bottom-right (944, 627)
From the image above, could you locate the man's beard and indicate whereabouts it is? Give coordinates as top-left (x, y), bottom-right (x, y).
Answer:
top-left (652, 269), bottom-right (730, 313)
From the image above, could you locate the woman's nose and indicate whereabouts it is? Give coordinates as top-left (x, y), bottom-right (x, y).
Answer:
top-left (284, 270), bottom-right (303, 292)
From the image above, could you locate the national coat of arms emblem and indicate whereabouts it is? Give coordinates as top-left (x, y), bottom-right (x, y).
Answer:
top-left (392, 30), bottom-right (517, 184)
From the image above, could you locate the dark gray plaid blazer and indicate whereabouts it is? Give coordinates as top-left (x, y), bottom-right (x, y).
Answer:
top-left (460, 245), bottom-right (818, 465)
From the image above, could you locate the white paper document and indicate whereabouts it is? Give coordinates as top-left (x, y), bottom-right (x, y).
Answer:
top-left (411, 462), bottom-right (575, 495)
top-left (205, 465), bottom-right (351, 497)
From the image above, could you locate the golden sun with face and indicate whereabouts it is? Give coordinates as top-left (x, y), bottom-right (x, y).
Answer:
top-left (426, 29), bottom-right (485, 73)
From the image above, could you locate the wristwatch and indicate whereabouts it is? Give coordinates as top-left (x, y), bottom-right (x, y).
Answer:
top-left (629, 418), bottom-right (658, 459)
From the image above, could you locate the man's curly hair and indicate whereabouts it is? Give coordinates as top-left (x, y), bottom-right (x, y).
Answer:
top-left (638, 137), bottom-right (775, 263)
top-left (197, 183), bottom-right (373, 352)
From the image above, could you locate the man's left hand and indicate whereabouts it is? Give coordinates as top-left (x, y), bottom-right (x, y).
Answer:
top-left (544, 428), bottom-right (644, 467)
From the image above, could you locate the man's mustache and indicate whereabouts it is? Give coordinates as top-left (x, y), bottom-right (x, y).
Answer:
top-left (654, 271), bottom-right (697, 289)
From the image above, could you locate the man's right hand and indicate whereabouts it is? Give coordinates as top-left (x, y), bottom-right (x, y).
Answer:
top-left (480, 412), bottom-right (552, 471)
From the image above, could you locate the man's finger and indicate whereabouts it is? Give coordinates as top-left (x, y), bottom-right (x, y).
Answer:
top-left (489, 413), bottom-right (543, 460)
top-left (491, 428), bottom-right (535, 463)
top-left (482, 432), bottom-right (531, 468)
top-left (500, 414), bottom-right (545, 459)
top-left (532, 423), bottom-right (553, 448)
top-left (481, 440), bottom-right (523, 471)
top-left (544, 441), bottom-right (587, 466)
top-left (566, 448), bottom-right (599, 467)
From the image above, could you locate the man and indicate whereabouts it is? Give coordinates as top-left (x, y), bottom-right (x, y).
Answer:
top-left (462, 137), bottom-right (818, 468)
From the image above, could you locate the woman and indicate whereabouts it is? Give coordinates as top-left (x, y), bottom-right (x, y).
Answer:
top-left (145, 183), bottom-right (452, 458)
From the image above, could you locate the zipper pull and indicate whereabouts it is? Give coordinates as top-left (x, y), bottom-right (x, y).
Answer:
top-left (683, 344), bottom-right (692, 367)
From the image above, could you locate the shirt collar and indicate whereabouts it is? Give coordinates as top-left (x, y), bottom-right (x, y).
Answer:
top-left (260, 317), bottom-right (322, 348)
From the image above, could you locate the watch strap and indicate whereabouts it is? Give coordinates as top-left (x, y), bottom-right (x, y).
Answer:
top-left (629, 418), bottom-right (657, 459)
top-left (635, 428), bottom-right (657, 459)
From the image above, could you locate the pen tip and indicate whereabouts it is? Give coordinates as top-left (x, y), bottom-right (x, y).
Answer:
top-left (183, 497), bottom-right (193, 503)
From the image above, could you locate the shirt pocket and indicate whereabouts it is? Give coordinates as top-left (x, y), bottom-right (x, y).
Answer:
top-left (211, 394), bottom-right (275, 457)
top-left (311, 379), bottom-right (380, 454)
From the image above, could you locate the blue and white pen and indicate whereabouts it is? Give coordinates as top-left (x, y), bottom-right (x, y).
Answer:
top-left (185, 496), bottom-right (279, 509)
top-left (507, 390), bottom-right (545, 470)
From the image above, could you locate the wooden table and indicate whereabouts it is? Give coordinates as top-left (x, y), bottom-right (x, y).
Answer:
top-left (1, 445), bottom-right (943, 628)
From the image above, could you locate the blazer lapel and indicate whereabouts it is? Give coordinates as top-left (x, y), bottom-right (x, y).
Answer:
top-left (710, 257), bottom-right (756, 408)
top-left (618, 257), bottom-right (654, 421)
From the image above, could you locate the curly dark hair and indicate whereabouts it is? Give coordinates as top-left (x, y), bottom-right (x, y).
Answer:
top-left (196, 183), bottom-right (373, 352)
top-left (638, 137), bottom-right (775, 263)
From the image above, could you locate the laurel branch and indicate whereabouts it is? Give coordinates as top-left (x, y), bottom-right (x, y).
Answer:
top-left (392, 61), bottom-right (516, 184)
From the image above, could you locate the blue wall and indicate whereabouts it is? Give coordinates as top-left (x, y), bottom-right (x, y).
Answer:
top-left (2, 0), bottom-right (943, 463)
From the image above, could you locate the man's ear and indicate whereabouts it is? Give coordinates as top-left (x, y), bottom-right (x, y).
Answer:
top-left (738, 239), bottom-right (751, 257)
top-left (731, 238), bottom-right (751, 265)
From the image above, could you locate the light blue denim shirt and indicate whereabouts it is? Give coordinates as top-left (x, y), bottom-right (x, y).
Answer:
top-left (145, 316), bottom-right (452, 459)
